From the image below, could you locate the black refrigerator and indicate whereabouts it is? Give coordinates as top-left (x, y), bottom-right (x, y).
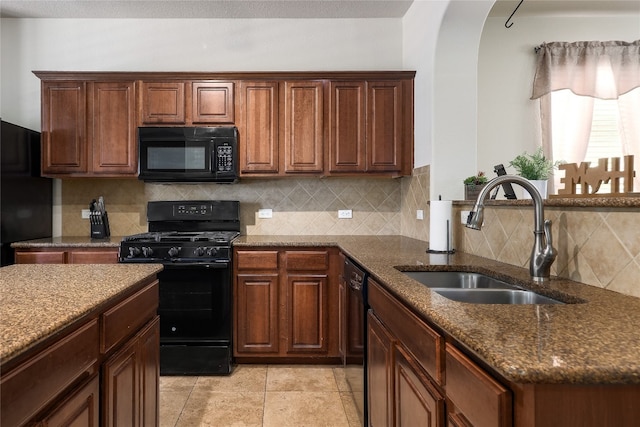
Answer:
top-left (1, 120), bottom-right (53, 266)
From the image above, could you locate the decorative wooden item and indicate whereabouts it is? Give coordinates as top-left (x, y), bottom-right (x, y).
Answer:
top-left (553, 155), bottom-right (638, 198)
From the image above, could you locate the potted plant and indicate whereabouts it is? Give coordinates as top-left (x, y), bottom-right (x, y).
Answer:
top-left (509, 147), bottom-right (562, 198)
top-left (463, 171), bottom-right (488, 200)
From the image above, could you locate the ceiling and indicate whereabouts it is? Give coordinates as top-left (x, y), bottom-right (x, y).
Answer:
top-left (0, 0), bottom-right (637, 19)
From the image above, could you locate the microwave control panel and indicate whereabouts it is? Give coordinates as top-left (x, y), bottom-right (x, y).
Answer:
top-left (216, 143), bottom-right (234, 172)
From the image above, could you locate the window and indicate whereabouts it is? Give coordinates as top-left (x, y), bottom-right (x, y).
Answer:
top-left (532, 41), bottom-right (640, 195)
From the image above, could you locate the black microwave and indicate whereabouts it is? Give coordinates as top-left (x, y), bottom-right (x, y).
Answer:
top-left (138, 127), bottom-right (239, 183)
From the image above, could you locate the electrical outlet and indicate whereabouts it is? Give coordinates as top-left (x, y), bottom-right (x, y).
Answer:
top-left (461, 211), bottom-right (470, 224)
top-left (338, 209), bottom-right (352, 219)
top-left (258, 208), bottom-right (273, 219)
top-left (416, 209), bottom-right (424, 220)
top-left (81, 209), bottom-right (91, 219)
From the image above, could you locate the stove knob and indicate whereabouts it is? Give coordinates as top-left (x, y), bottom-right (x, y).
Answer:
top-left (128, 247), bottom-right (141, 258)
top-left (206, 247), bottom-right (218, 257)
top-left (168, 246), bottom-right (181, 257)
top-left (142, 247), bottom-right (154, 258)
top-left (194, 247), bottom-right (206, 256)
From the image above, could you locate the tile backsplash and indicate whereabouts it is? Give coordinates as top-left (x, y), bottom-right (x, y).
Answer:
top-left (61, 168), bottom-right (639, 299)
top-left (61, 177), bottom-right (402, 237)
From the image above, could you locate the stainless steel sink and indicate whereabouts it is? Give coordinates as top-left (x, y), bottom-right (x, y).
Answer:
top-left (399, 270), bottom-right (564, 305)
top-left (434, 289), bottom-right (564, 305)
top-left (401, 271), bottom-right (518, 289)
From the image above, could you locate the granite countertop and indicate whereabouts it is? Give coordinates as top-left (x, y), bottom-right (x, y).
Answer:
top-left (0, 264), bottom-right (163, 366)
top-left (235, 235), bottom-right (640, 386)
top-left (11, 235), bottom-right (640, 385)
top-left (10, 236), bottom-right (124, 248)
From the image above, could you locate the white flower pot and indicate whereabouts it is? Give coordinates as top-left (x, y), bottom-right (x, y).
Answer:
top-left (521, 179), bottom-right (548, 199)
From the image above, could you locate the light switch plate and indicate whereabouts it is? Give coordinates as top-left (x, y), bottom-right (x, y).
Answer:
top-left (416, 209), bottom-right (424, 220)
top-left (258, 208), bottom-right (273, 219)
top-left (461, 211), bottom-right (470, 224)
top-left (338, 209), bottom-right (352, 219)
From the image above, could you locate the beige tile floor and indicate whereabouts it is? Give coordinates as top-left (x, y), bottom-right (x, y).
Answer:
top-left (160, 365), bottom-right (363, 427)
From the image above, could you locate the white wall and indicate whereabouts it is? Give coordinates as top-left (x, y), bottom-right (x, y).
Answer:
top-left (478, 14), bottom-right (640, 182)
top-left (430, 0), bottom-right (494, 200)
top-left (0, 18), bottom-right (403, 130)
top-left (402, 0), bottom-right (449, 168)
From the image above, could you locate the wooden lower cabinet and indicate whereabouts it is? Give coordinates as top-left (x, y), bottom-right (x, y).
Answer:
top-left (103, 316), bottom-right (159, 427)
top-left (15, 247), bottom-right (119, 264)
top-left (0, 279), bottom-right (160, 427)
top-left (40, 374), bottom-right (100, 427)
top-left (367, 311), bottom-right (396, 427)
top-left (367, 310), bottom-right (445, 427)
top-left (234, 247), bottom-right (340, 361)
top-left (395, 344), bottom-right (445, 427)
top-left (367, 278), bottom-right (505, 427)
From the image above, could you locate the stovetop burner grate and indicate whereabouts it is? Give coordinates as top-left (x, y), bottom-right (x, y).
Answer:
top-left (122, 231), bottom-right (239, 244)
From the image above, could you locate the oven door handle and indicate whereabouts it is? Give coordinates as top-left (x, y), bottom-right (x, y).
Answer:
top-left (162, 262), bottom-right (230, 269)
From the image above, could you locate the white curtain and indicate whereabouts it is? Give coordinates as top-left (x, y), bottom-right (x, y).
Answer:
top-left (532, 40), bottom-right (640, 193)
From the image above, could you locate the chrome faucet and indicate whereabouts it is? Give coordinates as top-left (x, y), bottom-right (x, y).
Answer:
top-left (466, 175), bottom-right (557, 282)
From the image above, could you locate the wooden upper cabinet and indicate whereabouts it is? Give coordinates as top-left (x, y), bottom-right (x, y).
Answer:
top-left (41, 81), bottom-right (88, 174)
top-left (40, 79), bottom-right (137, 177)
top-left (366, 81), bottom-right (404, 173)
top-left (190, 81), bottom-right (234, 124)
top-left (139, 81), bottom-right (186, 125)
top-left (237, 81), bottom-right (280, 175)
top-left (283, 81), bottom-right (324, 174)
top-left (328, 80), bottom-right (411, 175)
top-left (89, 81), bottom-right (137, 175)
top-left (139, 80), bottom-right (234, 126)
top-left (328, 81), bottom-right (366, 173)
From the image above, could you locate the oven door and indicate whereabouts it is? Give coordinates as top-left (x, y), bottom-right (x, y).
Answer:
top-left (158, 263), bottom-right (233, 375)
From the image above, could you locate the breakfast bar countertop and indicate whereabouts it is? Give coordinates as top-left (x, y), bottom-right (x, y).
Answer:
top-left (0, 263), bottom-right (163, 366)
top-left (234, 235), bottom-right (640, 385)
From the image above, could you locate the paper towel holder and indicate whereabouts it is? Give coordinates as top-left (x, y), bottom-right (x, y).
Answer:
top-left (426, 219), bottom-right (455, 254)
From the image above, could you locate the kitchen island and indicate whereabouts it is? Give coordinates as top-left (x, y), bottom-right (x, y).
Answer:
top-left (0, 263), bottom-right (163, 426)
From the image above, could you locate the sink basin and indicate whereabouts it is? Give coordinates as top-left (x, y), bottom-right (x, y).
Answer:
top-left (434, 289), bottom-right (564, 305)
top-left (401, 271), bottom-right (518, 289)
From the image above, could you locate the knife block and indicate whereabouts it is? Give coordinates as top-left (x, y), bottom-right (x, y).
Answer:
top-left (90, 211), bottom-right (111, 239)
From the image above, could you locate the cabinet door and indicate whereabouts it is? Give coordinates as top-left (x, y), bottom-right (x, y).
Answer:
top-left (191, 81), bottom-right (234, 124)
top-left (328, 81), bottom-right (366, 173)
top-left (235, 273), bottom-right (280, 354)
top-left (41, 81), bottom-right (87, 174)
top-left (366, 81), bottom-right (403, 173)
top-left (89, 81), bottom-right (137, 175)
top-left (40, 374), bottom-right (100, 427)
top-left (367, 311), bottom-right (395, 427)
top-left (394, 345), bottom-right (445, 427)
top-left (139, 81), bottom-right (185, 125)
top-left (139, 317), bottom-right (160, 427)
top-left (283, 81), bottom-right (324, 174)
top-left (15, 250), bottom-right (66, 264)
top-left (103, 338), bottom-right (139, 427)
top-left (285, 274), bottom-right (329, 353)
top-left (237, 81), bottom-right (280, 174)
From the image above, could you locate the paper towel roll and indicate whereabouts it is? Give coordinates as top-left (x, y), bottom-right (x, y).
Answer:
top-left (429, 200), bottom-right (453, 252)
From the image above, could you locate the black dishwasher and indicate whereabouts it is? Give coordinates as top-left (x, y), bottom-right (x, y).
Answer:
top-left (342, 256), bottom-right (369, 426)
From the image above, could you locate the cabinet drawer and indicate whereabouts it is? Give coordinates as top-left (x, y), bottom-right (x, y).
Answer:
top-left (0, 319), bottom-right (99, 427)
top-left (445, 343), bottom-right (512, 427)
top-left (15, 250), bottom-right (66, 264)
top-left (368, 279), bottom-right (444, 385)
top-left (236, 250), bottom-right (279, 270)
top-left (68, 249), bottom-right (119, 264)
top-left (285, 250), bottom-right (329, 271)
top-left (101, 281), bottom-right (159, 354)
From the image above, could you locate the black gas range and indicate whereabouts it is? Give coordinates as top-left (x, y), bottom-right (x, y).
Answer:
top-left (119, 200), bottom-right (240, 375)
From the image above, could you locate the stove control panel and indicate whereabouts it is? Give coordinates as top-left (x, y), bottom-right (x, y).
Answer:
top-left (176, 204), bottom-right (209, 216)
